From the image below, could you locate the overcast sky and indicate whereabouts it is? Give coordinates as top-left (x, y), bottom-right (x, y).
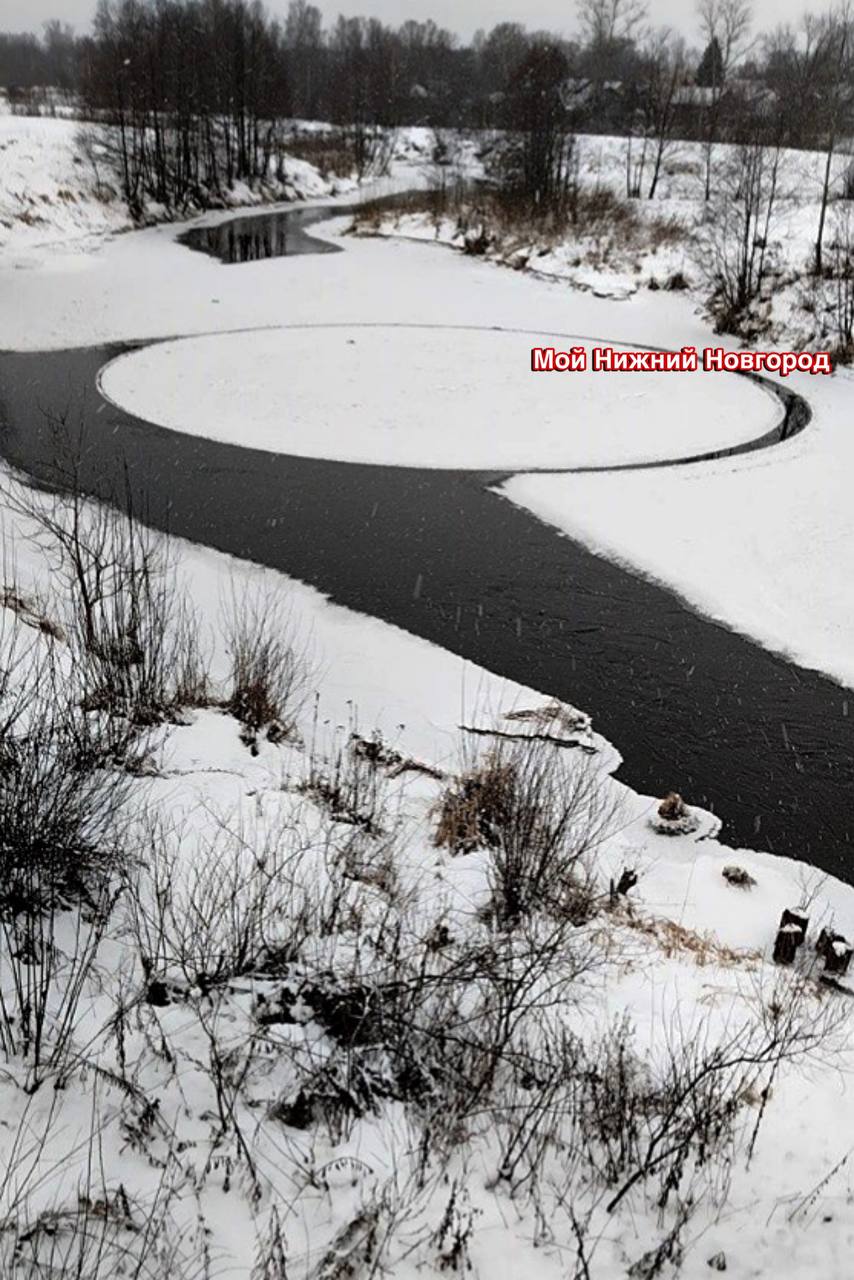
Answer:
top-left (3, 0), bottom-right (815, 45)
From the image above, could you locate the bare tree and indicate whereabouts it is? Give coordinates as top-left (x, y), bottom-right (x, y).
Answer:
top-left (500, 39), bottom-right (576, 220)
top-left (284, 0), bottom-right (325, 120)
top-left (700, 111), bottom-right (783, 332)
top-left (826, 203), bottom-right (854, 358)
top-left (810, 8), bottom-right (854, 274)
top-left (625, 29), bottom-right (686, 199)
top-left (84, 0), bottom-right (291, 216)
top-left (696, 0), bottom-right (753, 199)
top-left (578, 0), bottom-right (648, 47)
top-left (577, 0), bottom-right (648, 127)
top-left (472, 22), bottom-right (531, 128)
top-left (763, 10), bottom-right (854, 273)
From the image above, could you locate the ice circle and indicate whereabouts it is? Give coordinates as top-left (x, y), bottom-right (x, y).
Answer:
top-left (98, 325), bottom-right (781, 470)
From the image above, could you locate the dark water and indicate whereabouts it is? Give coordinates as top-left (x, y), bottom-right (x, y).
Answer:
top-left (0, 333), bottom-right (852, 879)
top-left (177, 190), bottom-right (464, 265)
top-left (179, 204), bottom-right (347, 263)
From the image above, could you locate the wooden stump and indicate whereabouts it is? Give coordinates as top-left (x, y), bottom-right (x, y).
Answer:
top-left (658, 791), bottom-right (686, 820)
top-left (780, 908), bottom-right (809, 936)
top-left (773, 909), bottom-right (808, 965)
top-left (816, 927), bottom-right (834, 957)
top-left (610, 867), bottom-right (639, 904)
top-left (824, 938), bottom-right (854, 977)
top-left (773, 925), bottom-right (803, 965)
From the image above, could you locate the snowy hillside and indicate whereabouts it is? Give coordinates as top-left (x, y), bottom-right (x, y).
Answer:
top-left (0, 113), bottom-right (433, 259)
top-left (0, 115), bottom-right (130, 253)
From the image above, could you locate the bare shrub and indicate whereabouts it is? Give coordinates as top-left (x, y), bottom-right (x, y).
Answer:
top-left (0, 882), bottom-right (116, 1091)
top-left (825, 202), bottom-right (854, 362)
top-left (222, 583), bottom-right (311, 752)
top-left (284, 127), bottom-right (356, 178)
top-left (292, 122), bottom-right (394, 183)
top-left (124, 810), bottom-right (353, 994)
top-left (299, 720), bottom-right (395, 838)
top-left (699, 136), bottom-right (783, 335)
top-left (349, 122), bottom-right (396, 180)
top-left (173, 603), bottom-right (213, 709)
top-left (474, 969), bottom-right (849, 1278)
top-left (355, 182), bottom-right (684, 272)
top-left (435, 736), bottom-right (618, 927)
top-left (266, 901), bottom-right (602, 1161)
top-left (0, 649), bottom-right (131, 912)
top-left (0, 1139), bottom-right (200, 1279)
top-left (0, 643), bottom-right (129, 1086)
top-left (8, 465), bottom-right (210, 729)
top-left (599, 973), bottom-right (848, 1216)
top-left (353, 183), bottom-right (465, 236)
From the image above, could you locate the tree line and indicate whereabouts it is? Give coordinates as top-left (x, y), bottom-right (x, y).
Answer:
top-left (0, 0), bottom-right (850, 148)
top-left (0, 22), bottom-right (80, 94)
top-left (5, 0), bottom-right (854, 290)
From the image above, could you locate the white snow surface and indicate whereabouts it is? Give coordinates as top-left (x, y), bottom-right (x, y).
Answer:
top-left (2, 430), bottom-right (854, 1280)
top-left (98, 325), bottom-right (776, 469)
top-left (3, 115), bottom-right (854, 1280)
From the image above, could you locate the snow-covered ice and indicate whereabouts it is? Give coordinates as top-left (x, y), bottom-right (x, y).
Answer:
top-left (501, 359), bottom-right (854, 688)
top-left (98, 324), bottom-right (777, 469)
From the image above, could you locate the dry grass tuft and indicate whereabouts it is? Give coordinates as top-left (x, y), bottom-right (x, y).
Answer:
top-left (1, 584), bottom-right (65, 640)
top-left (354, 183), bottom-right (687, 271)
top-left (284, 129), bottom-right (354, 178)
top-left (433, 752), bottom-right (516, 854)
top-left (610, 903), bottom-right (762, 969)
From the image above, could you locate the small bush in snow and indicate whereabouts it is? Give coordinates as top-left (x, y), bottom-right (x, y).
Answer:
top-left (7, 457), bottom-right (211, 731)
top-left (435, 735), bottom-right (616, 926)
top-left (223, 582), bottom-right (311, 752)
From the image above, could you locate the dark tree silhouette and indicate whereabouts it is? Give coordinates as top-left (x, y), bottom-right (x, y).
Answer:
top-left (696, 36), bottom-right (724, 87)
top-left (502, 40), bottom-right (575, 216)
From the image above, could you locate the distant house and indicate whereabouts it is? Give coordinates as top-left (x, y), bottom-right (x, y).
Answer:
top-left (560, 76), bottom-right (625, 131)
top-left (669, 78), bottom-right (778, 134)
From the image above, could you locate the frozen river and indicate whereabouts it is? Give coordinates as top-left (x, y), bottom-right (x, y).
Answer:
top-left (0, 196), bottom-right (846, 872)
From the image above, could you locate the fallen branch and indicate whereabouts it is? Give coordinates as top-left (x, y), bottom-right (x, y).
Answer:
top-left (458, 724), bottom-right (597, 752)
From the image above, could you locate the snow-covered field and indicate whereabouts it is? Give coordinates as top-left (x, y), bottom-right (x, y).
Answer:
top-left (362, 130), bottom-right (854, 347)
top-left (2, 114), bottom-right (854, 1279)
